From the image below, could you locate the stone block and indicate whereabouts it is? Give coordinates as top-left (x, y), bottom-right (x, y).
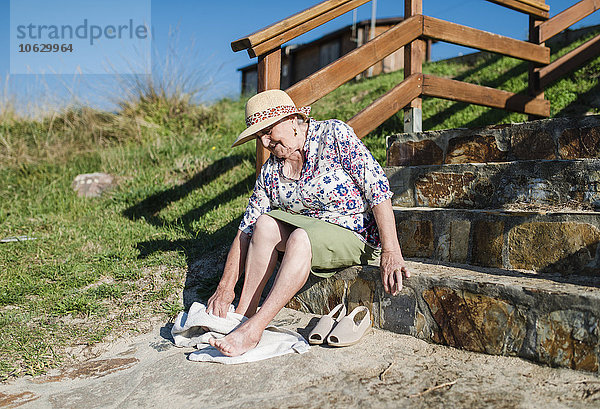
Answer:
top-left (536, 310), bottom-right (600, 372)
top-left (472, 221), bottom-right (504, 268)
top-left (558, 127), bottom-right (600, 159)
top-left (437, 232), bottom-right (450, 261)
top-left (391, 188), bottom-right (415, 207)
top-left (508, 222), bottom-right (600, 274)
top-left (511, 129), bottom-right (556, 160)
top-left (445, 135), bottom-right (506, 164)
top-left (450, 220), bottom-right (471, 263)
top-left (290, 276), bottom-right (345, 315)
top-left (347, 277), bottom-right (375, 314)
top-left (568, 170), bottom-right (600, 208)
top-left (380, 287), bottom-right (417, 335)
top-left (415, 172), bottom-right (476, 207)
top-left (386, 170), bottom-right (416, 207)
top-left (388, 140), bottom-right (443, 166)
top-left (396, 220), bottom-right (434, 258)
top-left (423, 287), bottom-right (526, 355)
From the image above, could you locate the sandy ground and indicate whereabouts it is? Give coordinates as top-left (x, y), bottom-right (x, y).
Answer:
top-left (1, 307), bottom-right (599, 409)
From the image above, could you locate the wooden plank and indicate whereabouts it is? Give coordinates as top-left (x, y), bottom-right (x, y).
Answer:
top-left (423, 16), bottom-right (550, 64)
top-left (485, 0), bottom-right (549, 19)
top-left (528, 16), bottom-right (545, 120)
top-left (422, 75), bottom-right (550, 117)
top-left (347, 74), bottom-right (423, 138)
top-left (538, 0), bottom-right (600, 43)
top-left (286, 15), bottom-right (423, 107)
top-left (231, 0), bottom-right (354, 52)
top-left (539, 34), bottom-right (600, 88)
top-left (515, 0), bottom-right (549, 11)
top-left (404, 0), bottom-right (424, 110)
top-left (255, 48), bottom-right (281, 176)
top-left (249, 0), bottom-right (370, 58)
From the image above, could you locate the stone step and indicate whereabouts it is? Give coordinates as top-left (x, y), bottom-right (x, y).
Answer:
top-left (386, 159), bottom-right (600, 210)
top-left (393, 207), bottom-right (600, 275)
top-left (386, 115), bottom-right (600, 166)
top-left (288, 261), bottom-right (600, 372)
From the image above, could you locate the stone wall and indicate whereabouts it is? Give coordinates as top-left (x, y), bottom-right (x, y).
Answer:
top-left (289, 262), bottom-right (600, 372)
top-left (392, 208), bottom-right (600, 275)
top-left (387, 160), bottom-right (600, 210)
top-left (387, 115), bottom-right (600, 166)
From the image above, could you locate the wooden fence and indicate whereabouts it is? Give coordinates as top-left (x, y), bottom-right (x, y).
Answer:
top-left (231, 0), bottom-right (600, 174)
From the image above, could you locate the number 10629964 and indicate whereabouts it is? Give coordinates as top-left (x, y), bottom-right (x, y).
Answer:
top-left (18, 44), bottom-right (73, 52)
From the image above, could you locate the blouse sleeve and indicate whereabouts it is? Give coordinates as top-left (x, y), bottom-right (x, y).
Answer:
top-left (238, 163), bottom-right (272, 236)
top-left (331, 120), bottom-right (393, 208)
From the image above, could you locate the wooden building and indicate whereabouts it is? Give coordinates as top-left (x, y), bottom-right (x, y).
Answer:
top-left (239, 17), bottom-right (433, 95)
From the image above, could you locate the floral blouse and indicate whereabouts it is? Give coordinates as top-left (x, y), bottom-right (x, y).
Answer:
top-left (239, 118), bottom-right (393, 247)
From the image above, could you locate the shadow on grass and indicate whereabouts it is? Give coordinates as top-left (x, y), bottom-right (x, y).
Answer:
top-left (124, 153), bottom-right (255, 308)
top-left (421, 53), bottom-right (503, 131)
top-left (123, 153), bottom-right (251, 224)
top-left (554, 81), bottom-right (600, 118)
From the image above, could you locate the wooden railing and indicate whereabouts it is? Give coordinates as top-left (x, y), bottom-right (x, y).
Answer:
top-left (231, 0), bottom-right (600, 174)
top-left (535, 0), bottom-right (600, 88)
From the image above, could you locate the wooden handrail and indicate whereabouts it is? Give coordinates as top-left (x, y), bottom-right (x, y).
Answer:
top-left (247, 0), bottom-right (371, 58)
top-left (231, 0), bottom-right (364, 53)
top-left (538, 34), bottom-right (600, 88)
top-left (286, 15), bottom-right (423, 107)
top-left (513, 0), bottom-right (549, 10)
top-left (347, 74), bottom-right (423, 138)
top-left (486, 0), bottom-right (549, 18)
top-left (538, 0), bottom-right (600, 43)
top-left (422, 75), bottom-right (550, 117)
top-left (422, 16), bottom-right (550, 64)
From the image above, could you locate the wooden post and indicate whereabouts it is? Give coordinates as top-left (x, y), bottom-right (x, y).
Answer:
top-left (256, 47), bottom-right (282, 177)
top-left (528, 15), bottom-right (545, 120)
top-left (404, 0), bottom-right (424, 133)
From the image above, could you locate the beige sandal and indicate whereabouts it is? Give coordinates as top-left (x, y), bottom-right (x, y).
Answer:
top-left (308, 303), bottom-right (346, 345)
top-left (326, 306), bottom-right (371, 347)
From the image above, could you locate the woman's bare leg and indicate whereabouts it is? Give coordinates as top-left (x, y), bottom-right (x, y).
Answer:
top-left (234, 214), bottom-right (293, 317)
top-left (210, 228), bottom-right (312, 357)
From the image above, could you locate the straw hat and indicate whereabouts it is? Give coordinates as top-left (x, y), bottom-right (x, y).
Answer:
top-left (232, 89), bottom-right (311, 147)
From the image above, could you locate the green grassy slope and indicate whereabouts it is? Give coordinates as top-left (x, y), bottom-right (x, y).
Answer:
top-left (0, 29), bottom-right (599, 380)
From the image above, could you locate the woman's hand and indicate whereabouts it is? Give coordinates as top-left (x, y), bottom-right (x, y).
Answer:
top-left (206, 285), bottom-right (236, 318)
top-left (380, 249), bottom-right (410, 296)
top-left (371, 199), bottom-right (411, 296)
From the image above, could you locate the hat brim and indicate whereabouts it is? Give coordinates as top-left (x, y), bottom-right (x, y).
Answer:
top-left (232, 111), bottom-right (308, 148)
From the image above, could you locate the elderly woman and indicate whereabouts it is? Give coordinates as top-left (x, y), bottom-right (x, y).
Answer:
top-left (207, 89), bottom-right (409, 357)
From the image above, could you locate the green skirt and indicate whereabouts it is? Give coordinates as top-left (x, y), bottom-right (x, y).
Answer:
top-left (267, 209), bottom-right (381, 278)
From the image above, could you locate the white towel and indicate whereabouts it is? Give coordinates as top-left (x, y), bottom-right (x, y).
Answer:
top-left (171, 302), bottom-right (310, 364)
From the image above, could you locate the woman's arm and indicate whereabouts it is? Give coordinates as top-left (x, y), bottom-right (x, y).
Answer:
top-left (371, 198), bottom-right (410, 296)
top-left (330, 121), bottom-right (408, 294)
top-left (206, 230), bottom-right (250, 317)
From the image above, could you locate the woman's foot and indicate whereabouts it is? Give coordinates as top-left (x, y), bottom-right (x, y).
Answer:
top-left (209, 322), bottom-right (263, 357)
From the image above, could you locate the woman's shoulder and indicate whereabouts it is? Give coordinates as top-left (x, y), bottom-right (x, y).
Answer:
top-left (310, 118), bottom-right (349, 130)
top-left (309, 118), bottom-right (354, 141)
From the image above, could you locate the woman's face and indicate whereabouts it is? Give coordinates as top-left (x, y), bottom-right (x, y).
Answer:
top-left (257, 116), bottom-right (302, 159)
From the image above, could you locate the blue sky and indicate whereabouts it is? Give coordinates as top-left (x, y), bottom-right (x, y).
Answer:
top-left (1, 0), bottom-right (599, 114)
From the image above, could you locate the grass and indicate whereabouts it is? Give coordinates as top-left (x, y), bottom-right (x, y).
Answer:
top-left (1, 28), bottom-right (599, 381)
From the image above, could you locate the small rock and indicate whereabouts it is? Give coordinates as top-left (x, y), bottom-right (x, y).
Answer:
top-left (72, 173), bottom-right (115, 198)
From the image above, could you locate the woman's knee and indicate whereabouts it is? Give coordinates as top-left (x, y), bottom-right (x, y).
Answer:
top-left (252, 214), bottom-right (279, 241)
top-left (286, 228), bottom-right (311, 254)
